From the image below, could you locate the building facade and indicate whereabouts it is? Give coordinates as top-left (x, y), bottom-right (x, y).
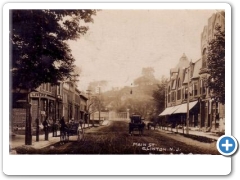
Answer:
top-left (11, 81), bottom-right (88, 129)
top-left (159, 11), bottom-right (225, 133)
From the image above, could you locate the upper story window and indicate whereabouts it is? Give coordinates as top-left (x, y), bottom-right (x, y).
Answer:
top-left (182, 87), bottom-right (185, 100)
top-left (168, 86), bottom-right (171, 103)
top-left (41, 83), bottom-right (52, 93)
top-left (57, 84), bottom-right (61, 95)
top-left (177, 78), bottom-right (181, 100)
top-left (171, 91), bottom-right (175, 102)
top-left (185, 87), bottom-right (188, 99)
top-left (202, 48), bottom-right (207, 68)
top-left (193, 82), bottom-right (198, 96)
top-left (200, 79), bottom-right (206, 95)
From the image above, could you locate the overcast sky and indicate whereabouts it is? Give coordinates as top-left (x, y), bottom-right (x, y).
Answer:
top-left (67, 9), bottom-right (216, 92)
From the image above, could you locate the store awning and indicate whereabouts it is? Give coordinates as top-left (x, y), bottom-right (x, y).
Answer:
top-left (173, 101), bottom-right (198, 114)
top-left (159, 105), bottom-right (181, 116)
top-left (159, 101), bottom-right (198, 116)
top-left (159, 107), bottom-right (174, 116)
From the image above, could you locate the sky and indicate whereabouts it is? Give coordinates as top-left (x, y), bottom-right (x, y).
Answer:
top-left (67, 9), bottom-right (217, 92)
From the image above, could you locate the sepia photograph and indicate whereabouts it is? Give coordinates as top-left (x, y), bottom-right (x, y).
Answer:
top-left (8, 7), bottom-right (227, 156)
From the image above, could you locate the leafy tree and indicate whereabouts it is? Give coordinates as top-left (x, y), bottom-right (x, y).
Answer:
top-left (207, 25), bottom-right (225, 104)
top-left (142, 67), bottom-right (155, 78)
top-left (152, 76), bottom-right (168, 115)
top-left (10, 10), bottom-right (96, 91)
top-left (10, 10), bottom-right (96, 145)
top-left (134, 67), bottom-right (159, 86)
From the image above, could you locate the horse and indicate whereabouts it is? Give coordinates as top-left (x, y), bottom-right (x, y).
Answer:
top-left (147, 122), bottom-right (158, 130)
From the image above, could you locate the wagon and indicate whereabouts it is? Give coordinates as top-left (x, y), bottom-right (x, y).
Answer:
top-left (60, 122), bottom-right (84, 143)
top-left (129, 115), bottom-right (145, 136)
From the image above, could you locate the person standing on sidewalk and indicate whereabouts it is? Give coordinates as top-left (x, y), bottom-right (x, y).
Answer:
top-left (42, 116), bottom-right (50, 141)
top-left (60, 116), bottom-right (67, 144)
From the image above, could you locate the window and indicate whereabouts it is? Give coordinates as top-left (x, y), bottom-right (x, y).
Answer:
top-left (182, 87), bottom-right (185, 100)
top-left (200, 79), bottom-right (206, 95)
top-left (202, 48), bottom-right (207, 68)
top-left (171, 80), bottom-right (176, 90)
top-left (177, 78), bottom-right (181, 100)
top-left (193, 82), bottom-right (198, 96)
top-left (177, 89), bottom-right (181, 100)
top-left (168, 86), bottom-right (171, 103)
top-left (185, 87), bottom-right (188, 99)
top-left (203, 81), bottom-right (206, 95)
top-left (57, 85), bottom-right (61, 95)
top-left (171, 91), bottom-right (175, 102)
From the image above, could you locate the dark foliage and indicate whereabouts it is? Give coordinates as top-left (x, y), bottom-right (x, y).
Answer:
top-left (207, 25), bottom-right (225, 104)
top-left (10, 10), bottom-right (96, 91)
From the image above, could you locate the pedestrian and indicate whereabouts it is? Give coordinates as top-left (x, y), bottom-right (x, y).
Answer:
top-left (42, 116), bottom-right (49, 131)
top-left (42, 116), bottom-right (50, 140)
top-left (60, 116), bottom-right (67, 144)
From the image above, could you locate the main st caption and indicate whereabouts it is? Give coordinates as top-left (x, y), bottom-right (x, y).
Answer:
top-left (132, 142), bottom-right (181, 152)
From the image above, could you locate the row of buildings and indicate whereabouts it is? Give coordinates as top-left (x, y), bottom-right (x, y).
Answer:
top-left (11, 81), bottom-right (89, 128)
top-left (159, 11), bottom-right (225, 132)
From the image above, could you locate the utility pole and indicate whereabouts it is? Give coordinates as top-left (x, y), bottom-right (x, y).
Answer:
top-left (71, 74), bottom-right (79, 122)
top-left (86, 89), bottom-right (92, 127)
top-left (98, 86), bottom-right (101, 123)
top-left (186, 66), bottom-right (190, 135)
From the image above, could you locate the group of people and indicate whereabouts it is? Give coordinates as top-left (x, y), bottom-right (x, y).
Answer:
top-left (40, 116), bottom-right (84, 132)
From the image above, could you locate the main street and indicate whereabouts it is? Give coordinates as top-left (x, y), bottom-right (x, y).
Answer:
top-left (15, 120), bottom-right (220, 155)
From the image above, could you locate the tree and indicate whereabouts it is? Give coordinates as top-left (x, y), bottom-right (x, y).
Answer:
top-left (152, 76), bottom-right (168, 115)
top-left (207, 25), bottom-right (225, 104)
top-left (10, 10), bottom-right (96, 145)
top-left (134, 67), bottom-right (159, 86)
top-left (10, 10), bottom-right (96, 91)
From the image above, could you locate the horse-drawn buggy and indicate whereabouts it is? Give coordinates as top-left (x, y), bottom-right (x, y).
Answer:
top-left (59, 118), bottom-right (84, 144)
top-left (129, 114), bottom-right (145, 136)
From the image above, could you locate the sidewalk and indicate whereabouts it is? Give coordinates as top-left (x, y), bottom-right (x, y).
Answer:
top-left (9, 120), bottom-right (110, 153)
top-left (156, 126), bottom-right (220, 141)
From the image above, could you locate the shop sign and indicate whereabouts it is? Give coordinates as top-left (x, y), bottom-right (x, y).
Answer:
top-left (30, 92), bottom-right (47, 97)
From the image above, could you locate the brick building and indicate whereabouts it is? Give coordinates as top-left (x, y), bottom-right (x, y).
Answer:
top-left (11, 81), bottom-right (88, 129)
top-left (159, 11), bottom-right (225, 133)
